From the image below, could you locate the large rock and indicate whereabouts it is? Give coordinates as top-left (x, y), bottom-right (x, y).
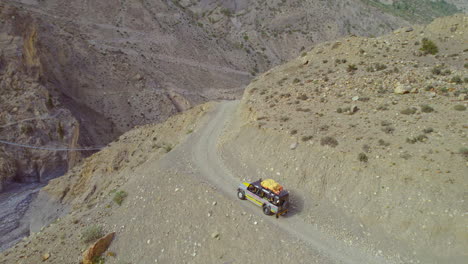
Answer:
top-left (82, 232), bottom-right (115, 264)
top-left (394, 83), bottom-right (412, 94)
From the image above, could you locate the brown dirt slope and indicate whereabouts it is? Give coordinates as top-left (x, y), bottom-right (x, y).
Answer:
top-left (220, 14), bottom-right (467, 263)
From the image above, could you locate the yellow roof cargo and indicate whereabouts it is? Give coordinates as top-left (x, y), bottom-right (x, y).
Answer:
top-left (261, 179), bottom-right (283, 194)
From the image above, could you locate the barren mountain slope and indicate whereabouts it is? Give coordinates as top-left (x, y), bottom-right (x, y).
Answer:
top-left (0, 4), bottom-right (81, 191)
top-left (1, 0), bottom-right (415, 142)
top-left (1, 0), bottom-right (456, 188)
top-left (220, 14), bottom-right (467, 263)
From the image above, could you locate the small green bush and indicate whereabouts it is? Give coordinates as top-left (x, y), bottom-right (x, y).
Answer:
top-left (347, 64), bottom-right (358, 72)
top-left (451, 76), bottom-right (462, 84)
top-left (377, 104), bottom-right (389, 111)
top-left (439, 87), bottom-right (449, 93)
top-left (358, 153), bottom-right (368, 162)
top-left (293, 78), bottom-right (301, 84)
top-left (381, 120), bottom-right (392, 127)
top-left (92, 256), bottom-right (106, 264)
top-left (164, 144), bottom-right (173, 152)
top-left (454, 105), bottom-right (466, 111)
top-left (423, 128), bottom-right (434, 134)
top-left (301, 135), bottom-right (313, 142)
top-left (406, 135), bottom-right (428, 144)
top-left (113, 190), bottom-right (128, 206)
top-left (420, 104), bottom-right (434, 113)
top-left (464, 63), bottom-right (468, 69)
top-left (431, 66), bottom-right (442, 75)
top-left (400, 107), bottom-right (417, 115)
top-left (320, 136), bottom-right (338, 147)
top-left (82, 225), bottom-right (104, 243)
top-left (459, 147), bottom-right (468, 158)
top-left (381, 126), bottom-right (395, 134)
top-left (378, 139), bottom-right (390, 147)
top-left (420, 38), bottom-right (438, 55)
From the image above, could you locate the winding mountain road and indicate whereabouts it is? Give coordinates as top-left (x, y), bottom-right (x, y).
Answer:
top-left (168, 101), bottom-right (393, 264)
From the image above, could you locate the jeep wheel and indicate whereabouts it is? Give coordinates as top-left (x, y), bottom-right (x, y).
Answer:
top-left (237, 190), bottom-right (246, 200)
top-left (263, 205), bottom-right (271, 215)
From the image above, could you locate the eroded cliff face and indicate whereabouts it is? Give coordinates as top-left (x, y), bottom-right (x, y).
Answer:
top-left (0, 4), bottom-right (81, 191)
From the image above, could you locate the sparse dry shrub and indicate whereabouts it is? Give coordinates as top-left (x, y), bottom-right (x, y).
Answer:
top-left (381, 126), bottom-right (395, 134)
top-left (406, 135), bottom-right (428, 144)
top-left (378, 139), bottom-right (390, 147)
top-left (459, 147), bottom-right (468, 159)
top-left (451, 76), bottom-right (462, 84)
top-left (400, 107), bottom-right (417, 115)
top-left (320, 136), bottom-right (338, 147)
top-left (358, 153), bottom-right (368, 162)
top-left (420, 104), bottom-right (434, 113)
top-left (454, 105), bottom-right (466, 111)
top-left (347, 64), bottom-right (358, 72)
top-left (377, 104), bottom-right (389, 111)
top-left (423, 128), bottom-right (434, 134)
top-left (82, 225), bottom-right (104, 243)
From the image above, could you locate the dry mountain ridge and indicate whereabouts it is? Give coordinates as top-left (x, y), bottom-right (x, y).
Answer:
top-left (221, 14), bottom-right (467, 263)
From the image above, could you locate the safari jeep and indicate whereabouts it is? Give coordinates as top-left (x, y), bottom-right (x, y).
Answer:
top-left (237, 179), bottom-right (289, 218)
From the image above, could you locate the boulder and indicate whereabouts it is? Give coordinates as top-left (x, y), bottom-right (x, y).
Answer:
top-left (82, 232), bottom-right (115, 264)
top-left (394, 84), bottom-right (412, 94)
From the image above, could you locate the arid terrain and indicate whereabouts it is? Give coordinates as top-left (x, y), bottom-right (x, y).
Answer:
top-left (0, 0), bottom-right (467, 263)
top-left (1, 12), bottom-right (467, 264)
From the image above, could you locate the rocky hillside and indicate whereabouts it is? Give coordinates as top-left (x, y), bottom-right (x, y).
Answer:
top-left (0, 4), bottom-right (81, 191)
top-left (363, 0), bottom-right (464, 22)
top-left (2, 0), bottom-right (463, 189)
top-left (220, 14), bottom-right (467, 263)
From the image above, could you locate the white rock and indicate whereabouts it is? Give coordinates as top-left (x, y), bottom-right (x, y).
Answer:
top-left (394, 83), bottom-right (412, 94)
top-left (289, 142), bottom-right (298, 150)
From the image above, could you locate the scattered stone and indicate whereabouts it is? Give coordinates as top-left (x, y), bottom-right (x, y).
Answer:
top-left (394, 84), bottom-right (412, 94)
top-left (82, 232), bottom-right (115, 264)
top-left (42, 252), bottom-right (50, 261)
top-left (211, 232), bottom-right (220, 240)
top-left (350, 105), bottom-right (359, 113)
top-left (289, 142), bottom-right (298, 150)
top-left (405, 27), bottom-right (414, 32)
top-left (352, 96), bottom-right (359, 101)
top-left (212, 201), bottom-right (217, 206)
top-left (133, 73), bottom-right (143, 81)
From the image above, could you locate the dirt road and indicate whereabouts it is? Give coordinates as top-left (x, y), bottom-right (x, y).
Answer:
top-left (167, 101), bottom-right (393, 264)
